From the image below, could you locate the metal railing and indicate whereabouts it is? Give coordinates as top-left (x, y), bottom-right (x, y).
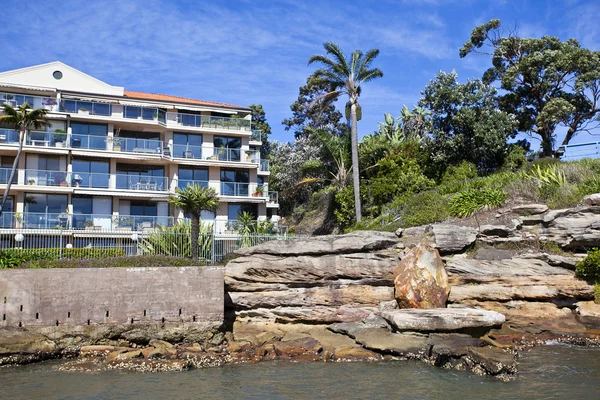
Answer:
top-left (1, 92), bottom-right (57, 110)
top-left (560, 142), bottom-right (600, 161)
top-left (24, 170), bottom-right (69, 187)
top-left (61, 99), bottom-right (112, 116)
top-left (124, 106), bottom-right (166, 124)
top-left (172, 113), bottom-right (251, 131)
top-left (114, 215), bottom-right (174, 231)
top-left (115, 174), bottom-right (168, 191)
top-left (220, 182), bottom-right (250, 196)
top-left (177, 179), bottom-right (209, 190)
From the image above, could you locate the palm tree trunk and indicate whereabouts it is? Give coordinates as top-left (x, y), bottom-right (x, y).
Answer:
top-left (0, 128), bottom-right (25, 217)
top-left (191, 214), bottom-right (200, 261)
top-left (350, 103), bottom-right (362, 222)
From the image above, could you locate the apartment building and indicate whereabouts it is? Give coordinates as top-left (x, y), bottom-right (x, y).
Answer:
top-left (0, 61), bottom-right (278, 235)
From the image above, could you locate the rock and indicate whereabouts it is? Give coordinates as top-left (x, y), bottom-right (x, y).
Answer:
top-left (402, 225), bottom-right (432, 238)
top-left (349, 328), bottom-right (429, 356)
top-left (519, 252), bottom-right (584, 270)
top-left (393, 242), bottom-right (450, 309)
top-left (541, 206), bottom-right (600, 248)
top-left (432, 225), bottom-right (477, 254)
top-left (394, 228), bottom-right (403, 238)
top-left (454, 301), bottom-right (573, 320)
top-left (379, 300), bottom-right (398, 311)
top-left (511, 204), bottom-right (548, 215)
top-left (466, 347), bottom-right (517, 376)
top-left (445, 255), bottom-right (572, 277)
top-left (107, 349), bottom-right (143, 361)
top-left (273, 337), bottom-right (323, 360)
top-left (576, 301), bottom-right (600, 317)
top-left (479, 225), bottom-right (514, 238)
top-left (334, 346), bottom-right (382, 360)
top-left (380, 308), bottom-right (505, 332)
top-left (583, 193), bottom-right (600, 206)
top-left (79, 345), bottom-right (115, 355)
top-left (234, 231), bottom-right (399, 257)
top-left (473, 247), bottom-right (513, 260)
top-left (0, 328), bottom-right (57, 355)
top-left (236, 306), bottom-right (375, 324)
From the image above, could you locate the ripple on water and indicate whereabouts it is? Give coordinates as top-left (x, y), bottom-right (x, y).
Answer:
top-left (1, 346), bottom-right (599, 400)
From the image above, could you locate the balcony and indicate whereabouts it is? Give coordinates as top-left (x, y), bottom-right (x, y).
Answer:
top-left (124, 106), bottom-right (166, 124)
top-left (260, 159), bottom-right (270, 172)
top-left (24, 170), bottom-right (70, 187)
top-left (0, 167), bottom-right (17, 184)
top-left (70, 213), bottom-right (114, 230)
top-left (71, 172), bottom-right (110, 188)
top-left (117, 137), bottom-right (163, 155)
top-left (0, 212), bottom-right (17, 228)
top-left (177, 179), bottom-right (209, 190)
top-left (171, 112), bottom-right (251, 131)
top-left (114, 215), bottom-right (173, 231)
top-left (0, 129), bottom-right (19, 145)
top-left (70, 134), bottom-right (108, 150)
top-left (220, 182), bottom-right (250, 197)
top-left (1, 92), bottom-right (58, 111)
top-left (172, 143), bottom-right (203, 159)
top-left (250, 130), bottom-right (262, 142)
top-left (268, 191), bottom-right (279, 205)
top-left (22, 212), bottom-right (69, 229)
top-left (115, 174), bottom-right (168, 191)
top-left (61, 99), bottom-right (112, 116)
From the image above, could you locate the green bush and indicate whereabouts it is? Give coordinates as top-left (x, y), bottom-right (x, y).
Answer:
top-left (0, 248), bottom-right (126, 269)
top-left (387, 191), bottom-right (450, 228)
top-left (449, 188), bottom-right (507, 218)
top-left (23, 255), bottom-right (199, 269)
top-left (575, 248), bottom-right (600, 283)
top-left (441, 161), bottom-right (478, 185)
top-left (502, 145), bottom-right (527, 172)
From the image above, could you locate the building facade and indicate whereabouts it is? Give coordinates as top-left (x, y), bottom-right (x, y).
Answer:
top-left (0, 62), bottom-right (278, 235)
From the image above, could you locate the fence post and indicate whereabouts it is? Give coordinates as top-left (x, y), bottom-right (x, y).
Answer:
top-left (59, 227), bottom-right (63, 258)
top-left (210, 232), bottom-right (215, 265)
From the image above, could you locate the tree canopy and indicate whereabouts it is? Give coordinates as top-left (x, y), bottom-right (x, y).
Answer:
top-left (249, 104), bottom-right (272, 157)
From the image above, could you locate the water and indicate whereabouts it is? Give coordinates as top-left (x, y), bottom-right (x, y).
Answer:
top-left (1, 345), bottom-right (599, 400)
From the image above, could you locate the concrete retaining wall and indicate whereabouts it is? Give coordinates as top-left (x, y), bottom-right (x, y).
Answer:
top-left (0, 266), bottom-right (224, 328)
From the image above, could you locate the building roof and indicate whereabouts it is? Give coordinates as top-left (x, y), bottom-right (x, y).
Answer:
top-left (123, 90), bottom-right (248, 110)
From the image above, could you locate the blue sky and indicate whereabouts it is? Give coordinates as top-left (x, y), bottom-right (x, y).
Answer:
top-left (2, 0), bottom-right (599, 147)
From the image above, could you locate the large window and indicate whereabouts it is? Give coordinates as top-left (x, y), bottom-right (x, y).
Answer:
top-left (71, 196), bottom-right (113, 229)
top-left (24, 193), bottom-right (68, 228)
top-left (227, 203), bottom-right (257, 220)
top-left (173, 132), bottom-right (203, 158)
top-left (178, 167), bottom-right (208, 189)
top-left (62, 100), bottom-right (111, 116)
top-left (116, 164), bottom-right (165, 191)
top-left (221, 169), bottom-right (249, 196)
top-left (0, 156), bottom-right (16, 184)
top-left (71, 123), bottom-right (108, 150)
top-left (214, 136), bottom-right (241, 161)
top-left (0, 197), bottom-right (13, 228)
top-left (118, 130), bottom-right (161, 153)
top-left (72, 158), bottom-right (109, 188)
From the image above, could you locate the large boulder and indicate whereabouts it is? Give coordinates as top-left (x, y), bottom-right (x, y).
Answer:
top-left (393, 242), bottom-right (450, 309)
top-left (234, 231), bottom-right (399, 257)
top-left (432, 224), bottom-right (477, 254)
top-left (380, 308), bottom-right (505, 332)
top-left (541, 206), bottom-right (600, 249)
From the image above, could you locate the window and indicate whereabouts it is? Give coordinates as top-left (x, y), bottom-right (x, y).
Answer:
top-left (173, 132), bottom-right (203, 158)
top-left (214, 136), bottom-right (241, 161)
top-left (124, 106), bottom-right (159, 120)
top-left (53, 71), bottom-right (63, 80)
top-left (221, 169), bottom-right (249, 196)
top-left (227, 203), bottom-right (257, 220)
top-left (0, 156), bottom-right (16, 184)
top-left (0, 197), bottom-right (13, 228)
top-left (178, 167), bottom-right (208, 189)
top-left (116, 164), bottom-right (165, 190)
top-left (24, 193), bottom-right (68, 228)
top-left (118, 130), bottom-right (161, 153)
top-left (71, 123), bottom-right (108, 150)
top-left (220, 169), bottom-right (248, 183)
top-left (72, 158), bottom-right (109, 188)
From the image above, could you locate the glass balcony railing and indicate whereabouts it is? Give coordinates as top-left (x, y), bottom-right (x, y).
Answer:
top-left (220, 182), bottom-right (250, 196)
top-left (172, 144), bottom-right (203, 159)
top-left (0, 129), bottom-right (20, 145)
top-left (177, 179), bottom-right (209, 190)
top-left (1, 92), bottom-right (57, 110)
top-left (0, 212), bottom-right (17, 228)
top-left (71, 172), bottom-right (110, 188)
top-left (22, 212), bottom-right (69, 229)
top-left (117, 137), bottom-right (163, 155)
top-left (24, 170), bottom-right (69, 187)
top-left (70, 214), bottom-right (114, 230)
top-left (115, 174), bottom-right (168, 191)
top-left (0, 167), bottom-right (17, 184)
top-left (70, 134), bottom-right (108, 150)
top-left (250, 130), bottom-right (262, 142)
top-left (115, 215), bottom-right (173, 230)
top-left (61, 99), bottom-right (112, 116)
top-left (174, 113), bottom-right (251, 131)
top-left (124, 106), bottom-right (166, 124)
top-left (260, 159), bottom-right (270, 172)
top-left (268, 191), bottom-right (279, 204)
top-left (27, 131), bottom-right (61, 147)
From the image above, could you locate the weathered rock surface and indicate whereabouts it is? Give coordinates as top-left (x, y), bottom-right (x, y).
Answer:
top-left (380, 308), bottom-right (505, 332)
top-left (445, 255), bottom-right (571, 277)
top-left (393, 243), bottom-right (449, 308)
top-left (432, 224), bottom-right (477, 254)
top-left (234, 230), bottom-right (399, 257)
top-left (511, 204), bottom-right (549, 215)
top-left (576, 301), bottom-right (600, 317)
top-left (583, 193), bottom-right (600, 206)
top-left (236, 306), bottom-right (377, 324)
top-left (541, 206), bottom-right (600, 249)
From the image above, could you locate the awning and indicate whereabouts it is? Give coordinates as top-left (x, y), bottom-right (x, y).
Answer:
top-left (175, 104), bottom-right (240, 114)
top-left (62, 95), bottom-right (117, 103)
top-left (119, 100), bottom-right (171, 109)
top-left (0, 83), bottom-right (56, 93)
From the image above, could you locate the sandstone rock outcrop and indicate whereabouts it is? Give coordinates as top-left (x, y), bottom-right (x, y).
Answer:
top-left (393, 242), bottom-right (449, 308)
top-left (432, 224), bottom-right (477, 254)
top-left (380, 308), bottom-right (505, 332)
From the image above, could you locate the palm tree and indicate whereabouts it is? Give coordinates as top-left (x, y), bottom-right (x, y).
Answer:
top-left (308, 42), bottom-right (383, 222)
top-left (169, 185), bottom-right (219, 260)
top-left (0, 103), bottom-right (50, 217)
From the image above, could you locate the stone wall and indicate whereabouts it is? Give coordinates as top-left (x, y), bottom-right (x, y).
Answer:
top-left (0, 266), bottom-right (224, 328)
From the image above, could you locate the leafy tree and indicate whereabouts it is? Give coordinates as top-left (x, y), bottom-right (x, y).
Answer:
top-left (308, 42), bottom-right (383, 222)
top-left (169, 185), bottom-right (219, 261)
top-left (399, 105), bottom-right (432, 140)
top-left (0, 103), bottom-right (50, 216)
top-left (282, 76), bottom-right (348, 138)
top-left (249, 104), bottom-right (272, 157)
top-left (460, 19), bottom-right (600, 157)
top-left (419, 71), bottom-right (516, 175)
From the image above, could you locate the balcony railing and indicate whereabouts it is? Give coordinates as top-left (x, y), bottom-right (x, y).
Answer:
top-left (172, 143), bottom-right (203, 159)
top-left (22, 212), bottom-right (69, 229)
top-left (2, 92), bottom-right (58, 110)
top-left (117, 137), bottom-right (163, 155)
top-left (24, 170), bottom-right (69, 187)
top-left (0, 167), bottom-right (17, 184)
top-left (0, 212), bottom-right (17, 228)
top-left (61, 99), bottom-right (112, 116)
top-left (250, 130), bottom-right (262, 142)
top-left (71, 172), bottom-right (110, 188)
top-left (173, 113), bottom-right (251, 131)
top-left (220, 182), bottom-right (250, 197)
top-left (560, 141), bottom-right (600, 161)
top-left (260, 159), bottom-right (270, 172)
top-left (115, 174), bottom-right (168, 191)
top-left (70, 213), bottom-right (114, 230)
top-left (70, 133), bottom-right (108, 150)
top-left (124, 106), bottom-right (166, 124)
top-left (268, 191), bottom-right (279, 204)
top-left (115, 215), bottom-right (173, 231)
top-left (177, 179), bottom-right (209, 190)
top-left (0, 129), bottom-right (20, 145)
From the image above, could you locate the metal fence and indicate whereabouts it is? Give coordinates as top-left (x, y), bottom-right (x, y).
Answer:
top-left (0, 229), bottom-right (292, 265)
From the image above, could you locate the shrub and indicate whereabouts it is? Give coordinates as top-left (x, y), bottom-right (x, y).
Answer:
top-left (140, 221), bottom-right (213, 260)
top-left (502, 145), bottom-right (527, 172)
top-left (575, 248), bottom-right (600, 283)
top-left (387, 191), bottom-right (450, 228)
top-left (441, 161), bottom-right (478, 185)
top-left (23, 255), bottom-right (199, 269)
top-left (449, 188), bottom-right (507, 218)
top-left (0, 248), bottom-right (125, 269)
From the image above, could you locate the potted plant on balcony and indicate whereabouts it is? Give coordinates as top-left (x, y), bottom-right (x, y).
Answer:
top-left (252, 185), bottom-right (264, 197)
top-left (107, 136), bottom-right (122, 151)
top-left (13, 213), bottom-right (22, 229)
top-left (84, 219), bottom-right (98, 231)
top-left (27, 178), bottom-right (36, 185)
top-left (78, 107), bottom-right (89, 115)
top-left (53, 129), bottom-right (67, 147)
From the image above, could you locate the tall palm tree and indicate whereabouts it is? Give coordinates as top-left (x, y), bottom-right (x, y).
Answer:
top-left (308, 42), bottom-right (383, 222)
top-left (0, 103), bottom-right (50, 217)
top-left (169, 185), bottom-right (219, 260)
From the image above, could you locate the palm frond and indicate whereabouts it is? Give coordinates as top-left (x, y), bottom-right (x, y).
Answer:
top-left (323, 42), bottom-right (350, 74)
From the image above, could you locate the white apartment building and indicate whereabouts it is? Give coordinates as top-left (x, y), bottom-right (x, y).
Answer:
top-left (0, 61), bottom-right (278, 235)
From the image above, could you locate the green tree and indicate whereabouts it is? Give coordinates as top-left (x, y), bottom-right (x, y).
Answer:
top-left (0, 103), bottom-right (50, 216)
top-left (169, 185), bottom-right (219, 260)
top-left (308, 42), bottom-right (383, 222)
top-left (283, 76), bottom-right (348, 138)
top-left (419, 71), bottom-right (516, 174)
top-left (249, 104), bottom-right (272, 158)
top-left (460, 19), bottom-right (600, 157)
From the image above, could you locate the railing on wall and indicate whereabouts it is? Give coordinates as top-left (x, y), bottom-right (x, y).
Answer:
top-left (560, 142), bottom-right (600, 161)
